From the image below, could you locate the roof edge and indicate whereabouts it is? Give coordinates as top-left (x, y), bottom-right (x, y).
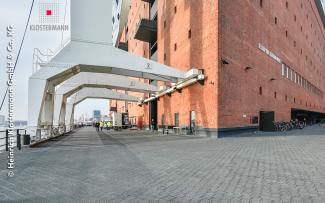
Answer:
top-left (315, 0), bottom-right (325, 29)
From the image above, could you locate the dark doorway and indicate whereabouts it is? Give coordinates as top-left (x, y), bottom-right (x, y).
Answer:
top-left (174, 113), bottom-right (179, 127)
top-left (149, 99), bottom-right (157, 130)
top-left (292, 108), bottom-right (325, 124)
top-left (189, 111), bottom-right (195, 135)
top-left (259, 111), bottom-right (275, 131)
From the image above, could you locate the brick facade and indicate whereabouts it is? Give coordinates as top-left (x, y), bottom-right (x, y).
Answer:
top-left (110, 0), bottom-right (325, 134)
top-left (219, 0), bottom-right (325, 128)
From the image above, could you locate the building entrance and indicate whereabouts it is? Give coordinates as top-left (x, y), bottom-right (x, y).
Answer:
top-left (189, 111), bottom-right (195, 135)
top-left (292, 109), bottom-right (325, 124)
top-left (259, 111), bottom-right (275, 131)
top-left (149, 99), bottom-right (157, 130)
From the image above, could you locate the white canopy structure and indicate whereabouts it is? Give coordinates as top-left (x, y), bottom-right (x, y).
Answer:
top-left (28, 0), bottom-right (204, 139)
top-left (53, 72), bottom-right (157, 128)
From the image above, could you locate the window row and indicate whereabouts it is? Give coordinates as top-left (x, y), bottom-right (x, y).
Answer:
top-left (259, 0), bottom-right (325, 70)
top-left (258, 87), bottom-right (325, 111)
top-left (281, 63), bottom-right (324, 98)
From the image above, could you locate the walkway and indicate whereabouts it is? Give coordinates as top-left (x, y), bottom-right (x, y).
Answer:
top-left (1, 126), bottom-right (325, 202)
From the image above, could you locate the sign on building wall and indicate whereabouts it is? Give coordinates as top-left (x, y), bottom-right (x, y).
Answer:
top-left (258, 43), bottom-right (281, 64)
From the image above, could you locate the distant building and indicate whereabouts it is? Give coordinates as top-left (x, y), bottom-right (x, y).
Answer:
top-left (93, 110), bottom-right (101, 122)
top-left (14, 120), bottom-right (27, 127)
top-left (0, 115), bottom-right (4, 126)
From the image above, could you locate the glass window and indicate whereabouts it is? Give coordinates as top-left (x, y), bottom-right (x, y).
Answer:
top-left (282, 64), bottom-right (286, 76)
top-left (286, 66), bottom-right (289, 78)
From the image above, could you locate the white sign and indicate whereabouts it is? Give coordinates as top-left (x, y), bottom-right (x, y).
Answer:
top-left (258, 43), bottom-right (281, 64)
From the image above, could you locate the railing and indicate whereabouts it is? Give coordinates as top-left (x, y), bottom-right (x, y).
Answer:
top-left (0, 129), bottom-right (27, 152)
top-left (0, 125), bottom-right (76, 150)
top-left (27, 124), bottom-right (75, 145)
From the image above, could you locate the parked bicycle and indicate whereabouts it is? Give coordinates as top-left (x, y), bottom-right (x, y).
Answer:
top-left (273, 120), bottom-right (305, 132)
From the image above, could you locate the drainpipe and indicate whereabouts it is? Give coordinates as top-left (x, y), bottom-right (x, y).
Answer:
top-left (139, 74), bottom-right (205, 104)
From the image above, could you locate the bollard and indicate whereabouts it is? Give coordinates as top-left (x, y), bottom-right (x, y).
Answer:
top-left (17, 129), bottom-right (21, 150)
top-left (5, 130), bottom-right (8, 151)
top-left (23, 134), bottom-right (31, 145)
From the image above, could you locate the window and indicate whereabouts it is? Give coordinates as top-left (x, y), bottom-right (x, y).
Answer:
top-left (174, 6), bottom-right (177, 13)
top-left (274, 92), bottom-right (277, 99)
top-left (161, 114), bottom-right (165, 126)
top-left (300, 77), bottom-right (302, 86)
top-left (259, 86), bottom-right (263, 95)
top-left (260, 0), bottom-right (263, 8)
top-left (251, 116), bottom-right (259, 124)
top-left (275, 17), bottom-right (277, 24)
top-left (281, 64), bottom-right (286, 76)
top-left (174, 43), bottom-right (177, 51)
top-left (174, 113), bottom-right (179, 127)
top-left (286, 1), bottom-right (288, 8)
top-left (286, 66), bottom-right (289, 78)
top-left (188, 29), bottom-right (192, 39)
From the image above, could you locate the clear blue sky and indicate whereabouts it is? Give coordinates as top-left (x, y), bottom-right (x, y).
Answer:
top-left (0, 0), bottom-right (109, 121)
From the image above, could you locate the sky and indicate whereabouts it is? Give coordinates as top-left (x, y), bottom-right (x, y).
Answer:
top-left (0, 0), bottom-right (109, 121)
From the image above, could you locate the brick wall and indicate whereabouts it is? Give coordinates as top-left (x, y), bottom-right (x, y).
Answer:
top-left (114, 0), bottom-right (325, 131)
top-left (219, 0), bottom-right (325, 128)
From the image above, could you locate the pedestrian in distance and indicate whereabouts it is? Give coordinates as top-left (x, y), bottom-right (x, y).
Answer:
top-left (95, 122), bottom-right (100, 132)
top-left (100, 121), bottom-right (104, 131)
top-left (151, 118), bottom-right (155, 131)
top-left (107, 121), bottom-right (111, 131)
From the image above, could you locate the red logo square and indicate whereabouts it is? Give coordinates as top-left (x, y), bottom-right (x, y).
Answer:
top-left (46, 10), bottom-right (52, 16)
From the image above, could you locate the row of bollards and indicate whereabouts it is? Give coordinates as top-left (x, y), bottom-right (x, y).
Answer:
top-left (5, 129), bottom-right (30, 151)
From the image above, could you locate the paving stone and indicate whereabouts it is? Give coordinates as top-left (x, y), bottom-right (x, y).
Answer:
top-left (1, 125), bottom-right (325, 202)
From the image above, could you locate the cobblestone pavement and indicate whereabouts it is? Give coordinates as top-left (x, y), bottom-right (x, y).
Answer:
top-left (1, 125), bottom-right (325, 203)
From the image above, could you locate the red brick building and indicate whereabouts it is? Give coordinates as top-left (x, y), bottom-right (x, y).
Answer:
top-left (111, 0), bottom-right (325, 136)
